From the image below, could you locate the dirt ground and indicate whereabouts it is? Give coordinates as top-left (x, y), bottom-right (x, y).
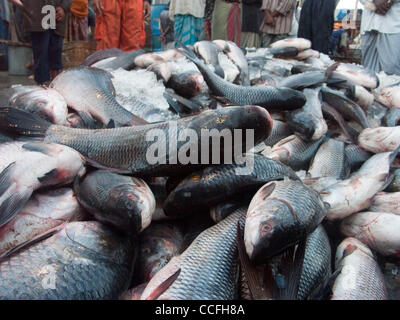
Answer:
top-left (0, 71), bottom-right (35, 90)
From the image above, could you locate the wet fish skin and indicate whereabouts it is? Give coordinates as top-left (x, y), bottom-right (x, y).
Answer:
top-left (334, 63), bottom-right (379, 89)
top-left (0, 188), bottom-right (82, 256)
top-left (385, 169), bottom-right (400, 192)
top-left (135, 222), bottom-right (184, 284)
top-left (268, 46), bottom-right (299, 59)
top-left (80, 48), bottom-right (124, 67)
top-left (0, 106), bottom-right (272, 177)
top-left (321, 102), bottom-right (360, 144)
top-left (359, 126), bottom-right (400, 153)
top-left (331, 238), bottom-right (388, 300)
top-left (321, 86), bottom-right (370, 129)
top-left (213, 40), bottom-right (249, 86)
top-left (167, 72), bottom-right (205, 98)
top-left (98, 49), bottom-right (145, 71)
top-left (344, 144), bottom-right (372, 171)
top-left (341, 211), bottom-right (400, 257)
top-left (8, 86), bottom-right (68, 125)
top-left (308, 139), bottom-right (348, 179)
top-left (180, 43), bottom-right (306, 110)
top-left (133, 49), bottom-right (185, 68)
top-left (210, 198), bottom-right (250, 223)
top-left (267, 135), bottom-right (327, 171)
top-left (264, 120), bottom-right (292, 146)
top-left (297, 225), bottom-right (332, 300)
top-left (269, 38), bottom-right (311, 51)
top-left (164, 154), bottom-right (299, 218)
top-left (322, 150), bottom-right (396, 221)
top-left (74, 170), bottom-right (155, 234)
top-left (384, 107), bottom-right (400, 127)
top-left (0, 141), bottom-right (86, 228)
top-left (141, 207), bottom-right (246, 300)
top-left (245, 180), bottom-right (328, 264)
top-left (279, 72), bottom-right (328, 90)
top-left (375, 85), bottom-right (400, 108)
top-left (286, 88), bottom-right (327, 141)
top-left (0, 221), bottom-right (135, 300)
top-left (194, 41), bottom-right (224, 78)
top-left (370, 191), bottom-right (400, 214)
top-left (50, 67), bottom-right (137, 127)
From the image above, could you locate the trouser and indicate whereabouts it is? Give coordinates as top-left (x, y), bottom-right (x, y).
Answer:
top-left (94, 0), bottom-right (145, 51)
top-left (31, 30), bottom-right (63, 85)
top-left (298, 0), bottom-right (336, 54)
top-left (262, 34), bottom-right (288, 47)
top-left (362, 31), bottom-right (400, 76)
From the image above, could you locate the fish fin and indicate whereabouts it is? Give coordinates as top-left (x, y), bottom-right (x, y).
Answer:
top-left (37, 169), bottom-right (59, 184)
top-left (236, 222), bottom-right (270, 300)
top-left (379, 173), bottom-right (394, 191)
top-left (276, 239), bottom-right (307, 300)
top-left (163, 92), bottom-right (184, 116)
top-left (320, 267), bottom-right (341, 299)
top-left (22, 142), bottom-right (53, 156)
top-left (77, 111), bottom-right (96, 129)
top-left (176, 41), bottom-right (203, 65)
top-left (127, 115), bottom-right (149, 126)
top-left (325, 62), bottom-right (340, 78)
top-left (145, 268), bottom-right (181, 300)
top-left (0, 107), bottom-right (50, 138)
top-left (0, 188), bottom-right (32, 228)
top-left (0, 162), bottom-right (15, 198)
top-left (0, 223), bottom-right (65, 262)
top-left (107, 119), bottom-right (115, 129)
top-left (215, 65), bottom-right (225, 79)
top-left (389, 145), bottom-right (400, 164)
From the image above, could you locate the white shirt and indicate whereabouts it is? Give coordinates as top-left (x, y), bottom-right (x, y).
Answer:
top-left (360, 0), bottom-right (400, 34)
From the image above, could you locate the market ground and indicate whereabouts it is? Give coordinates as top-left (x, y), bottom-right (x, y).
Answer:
top-left (0, 71), bottom-right (35, 89)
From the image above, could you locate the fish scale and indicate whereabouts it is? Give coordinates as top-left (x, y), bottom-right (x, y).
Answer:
top-left (142, 208), bottom-right (246, 300)
top-left (297, 225), bottom-right (331, 300)
top-left (309, 139), bottom-right (347, 179)
top-left (0, 222), bottom-right (134, 300)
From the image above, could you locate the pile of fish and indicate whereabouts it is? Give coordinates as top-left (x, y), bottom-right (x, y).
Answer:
top-left (0, 37), bottom-right (400, 300)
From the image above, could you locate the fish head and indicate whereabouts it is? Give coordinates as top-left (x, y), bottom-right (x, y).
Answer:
top-left (245, 200), bottom-right (299, 264)
top-left (334, 237), bottom-right (373, 269)
top-left (375, 87), bottom-right (393, 108)
top-left (245, 182), bottom-right (295, 264)
top-left (61, 221), bottom-right (132, 264)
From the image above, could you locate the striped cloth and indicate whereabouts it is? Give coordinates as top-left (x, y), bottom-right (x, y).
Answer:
top-left (260, 0), bottom-right (296, 35)
top-left (174, 14), bottom-right (204, 46)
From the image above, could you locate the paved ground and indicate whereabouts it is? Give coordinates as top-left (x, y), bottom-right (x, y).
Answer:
top-left (0, 71), bottom-right (35, 89)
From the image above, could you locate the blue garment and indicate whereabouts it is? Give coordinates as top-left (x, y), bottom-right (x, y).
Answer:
top-left (31, 30), bottom-right (63, 84)
top-left (0, 0), bottom-right (10, 70)
top-left (174, 14), bottom-right (203, 46)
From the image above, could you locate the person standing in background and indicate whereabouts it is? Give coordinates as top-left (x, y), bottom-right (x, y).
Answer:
top-left (360, 0), bottom-right (400, 75)
top-left (203, 0), bottom-right (215, 40)
top-left (169, 0), bottom-right (205, 46)
top-left (160, 3), bottom-right (174, 49)
top-left (66, 0), bottom-right (88, 41)
top-left (0, 0), bottom-right (10, 70)
top-left (241, 0), bottom-right (262, 48)
top-left (297, 0), bottom-right (338, 54)
top-left (9, 0), bottom-right (71, 84)
top-left (212, 0), bottom-right (242, 46)
top-left (260, 0), bottom-right (296, 47)
top-left (92, 0), bottom-right (151, 51)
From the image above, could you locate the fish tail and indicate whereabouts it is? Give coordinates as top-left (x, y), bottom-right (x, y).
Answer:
top-left (176, 41), bottom-right (203, 65)
top-left (0, 107), bottom-right (51, 139)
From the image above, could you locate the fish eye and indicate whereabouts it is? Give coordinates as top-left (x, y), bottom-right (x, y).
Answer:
top-left (262, 224), bottom-right (272, 233)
